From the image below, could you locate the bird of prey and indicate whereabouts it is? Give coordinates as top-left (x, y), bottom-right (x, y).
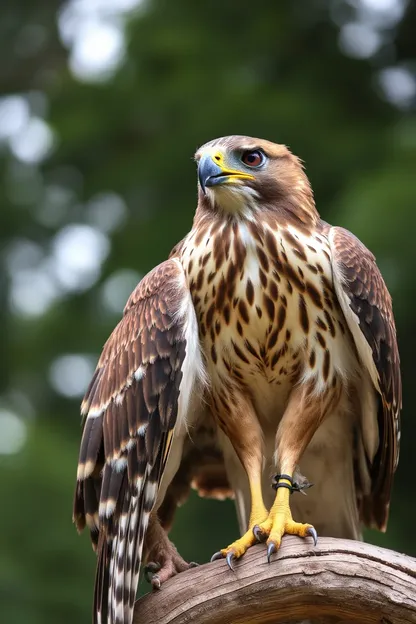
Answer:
top-left (73, 135), bottom-right (401, 624)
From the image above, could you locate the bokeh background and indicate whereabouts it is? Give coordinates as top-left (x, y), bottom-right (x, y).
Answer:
top-left (0, 0), bottom-right (415, 622)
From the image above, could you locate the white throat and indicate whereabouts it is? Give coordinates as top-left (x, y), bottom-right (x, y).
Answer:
top-left (208, 185), bottom-right (260, 220)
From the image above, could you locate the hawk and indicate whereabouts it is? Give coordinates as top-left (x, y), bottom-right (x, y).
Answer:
top-left (73, 135), bottom-right (401, 623)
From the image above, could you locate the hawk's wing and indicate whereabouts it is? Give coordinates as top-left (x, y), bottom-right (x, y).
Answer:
top-left (73, 258), bottom-right (205, 624)
top-left (328, 226), bottom-right (401, 530)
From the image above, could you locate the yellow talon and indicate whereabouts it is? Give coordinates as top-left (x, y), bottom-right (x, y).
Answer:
top-left (219, 504), bottom-right (268, 563)
top-left (211, 479), bottom-right (268, 567)
top-left (211, 475), bottom-right (316, 568)
top-left (254, 476), bottom-right (317, 560)
top-left (221, 527), bottom-right (258, 560)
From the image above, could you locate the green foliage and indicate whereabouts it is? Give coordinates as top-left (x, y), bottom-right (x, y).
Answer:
top-left (0, 1), bottom-right (415, 622)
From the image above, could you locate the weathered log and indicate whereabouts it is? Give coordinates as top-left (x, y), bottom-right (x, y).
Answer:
top-left (133, 536), bottom-right (416, 623)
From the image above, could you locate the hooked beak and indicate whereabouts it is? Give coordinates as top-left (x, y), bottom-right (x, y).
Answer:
top-left (197, 154), bottom-right (254, 195)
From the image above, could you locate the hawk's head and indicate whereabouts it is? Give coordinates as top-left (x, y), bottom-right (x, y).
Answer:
top-left (195, 135), bottom-right (317, 223)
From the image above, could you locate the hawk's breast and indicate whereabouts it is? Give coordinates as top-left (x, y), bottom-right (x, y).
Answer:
top-left (181, 219), bottom-right (356, 401)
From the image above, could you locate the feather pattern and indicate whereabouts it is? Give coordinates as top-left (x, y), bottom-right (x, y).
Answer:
top-left (329, 226), bottom-right (401, 529)
top-left (73, 258), bottom-right (203, 624)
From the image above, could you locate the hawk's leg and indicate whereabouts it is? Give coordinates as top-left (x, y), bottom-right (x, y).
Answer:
top-left (254, 380), bottom-right (340, 560)
top-left (143, 513), bottom-right (197, 589)
top-left (211, 393), bottom-right (268, 568)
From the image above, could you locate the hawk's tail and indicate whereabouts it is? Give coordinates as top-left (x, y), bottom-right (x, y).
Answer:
top-left (93, 468), bottom-right (158, 624)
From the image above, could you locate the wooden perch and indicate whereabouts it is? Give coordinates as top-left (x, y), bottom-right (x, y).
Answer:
top-left (133, 536), bottom-right (416, 624)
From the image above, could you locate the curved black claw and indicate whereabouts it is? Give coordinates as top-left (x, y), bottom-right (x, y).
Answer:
top-left (267, 542), bottom-right (277, 563)
top-left (306, 526), bottom-right (318, 546)
top-left (226, 551), bottom-right (236, 571)
top-left (253, 525), bottom-right (266, 542)
top-left (210, 551), bottom-right (224, 563)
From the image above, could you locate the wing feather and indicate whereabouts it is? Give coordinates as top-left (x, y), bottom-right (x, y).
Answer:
top-left (73, 258), bottom-right (204, 624)
top-left (329, 226), bottom-right (401, 530)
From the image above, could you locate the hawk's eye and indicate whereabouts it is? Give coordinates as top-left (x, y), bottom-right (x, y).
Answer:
top-left (241, 149), bottom-right (265, 168)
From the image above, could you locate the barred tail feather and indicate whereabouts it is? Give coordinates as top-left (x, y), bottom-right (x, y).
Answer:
top-left (94, 533), bottom-right (111, 624)
top-left (116, 492), bottom-right (139, 623)
top-left (128, 468), bottom-right (159, 611)
top-left (92, 473), bottom-right (157, 624)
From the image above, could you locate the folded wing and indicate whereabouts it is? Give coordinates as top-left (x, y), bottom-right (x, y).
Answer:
top-left (73, 258), bottom-right (205, 624)
top-left (329, 226), bottom-right (401, 530)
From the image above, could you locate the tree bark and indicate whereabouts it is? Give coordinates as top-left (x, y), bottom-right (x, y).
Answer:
top-left (133, 536), bottom-right (416, 624)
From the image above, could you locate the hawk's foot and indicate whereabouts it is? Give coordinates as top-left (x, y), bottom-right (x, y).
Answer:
top-left (210, 527), bottom-right (259, 570)
top-left (144, 556), bottom-right (198, 589)
top-left (211, 503), bottom-right (268, 570)
top-left (253, 475), bottom-right (317, 562)
top-left (144, 531), bottom-right (198, 590)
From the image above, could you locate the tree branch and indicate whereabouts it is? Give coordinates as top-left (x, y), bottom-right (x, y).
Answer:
top-left (133, 536), bottom-right (416, 624)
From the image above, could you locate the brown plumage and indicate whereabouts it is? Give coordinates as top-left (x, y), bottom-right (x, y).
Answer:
top-left (328, 225), bottom-right (401, 527)
top-left (74, 135), bottom-right (401, 623)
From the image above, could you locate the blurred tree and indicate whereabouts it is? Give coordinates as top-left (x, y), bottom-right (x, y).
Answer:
top-left (0, 1), bottom-right (415, 622)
